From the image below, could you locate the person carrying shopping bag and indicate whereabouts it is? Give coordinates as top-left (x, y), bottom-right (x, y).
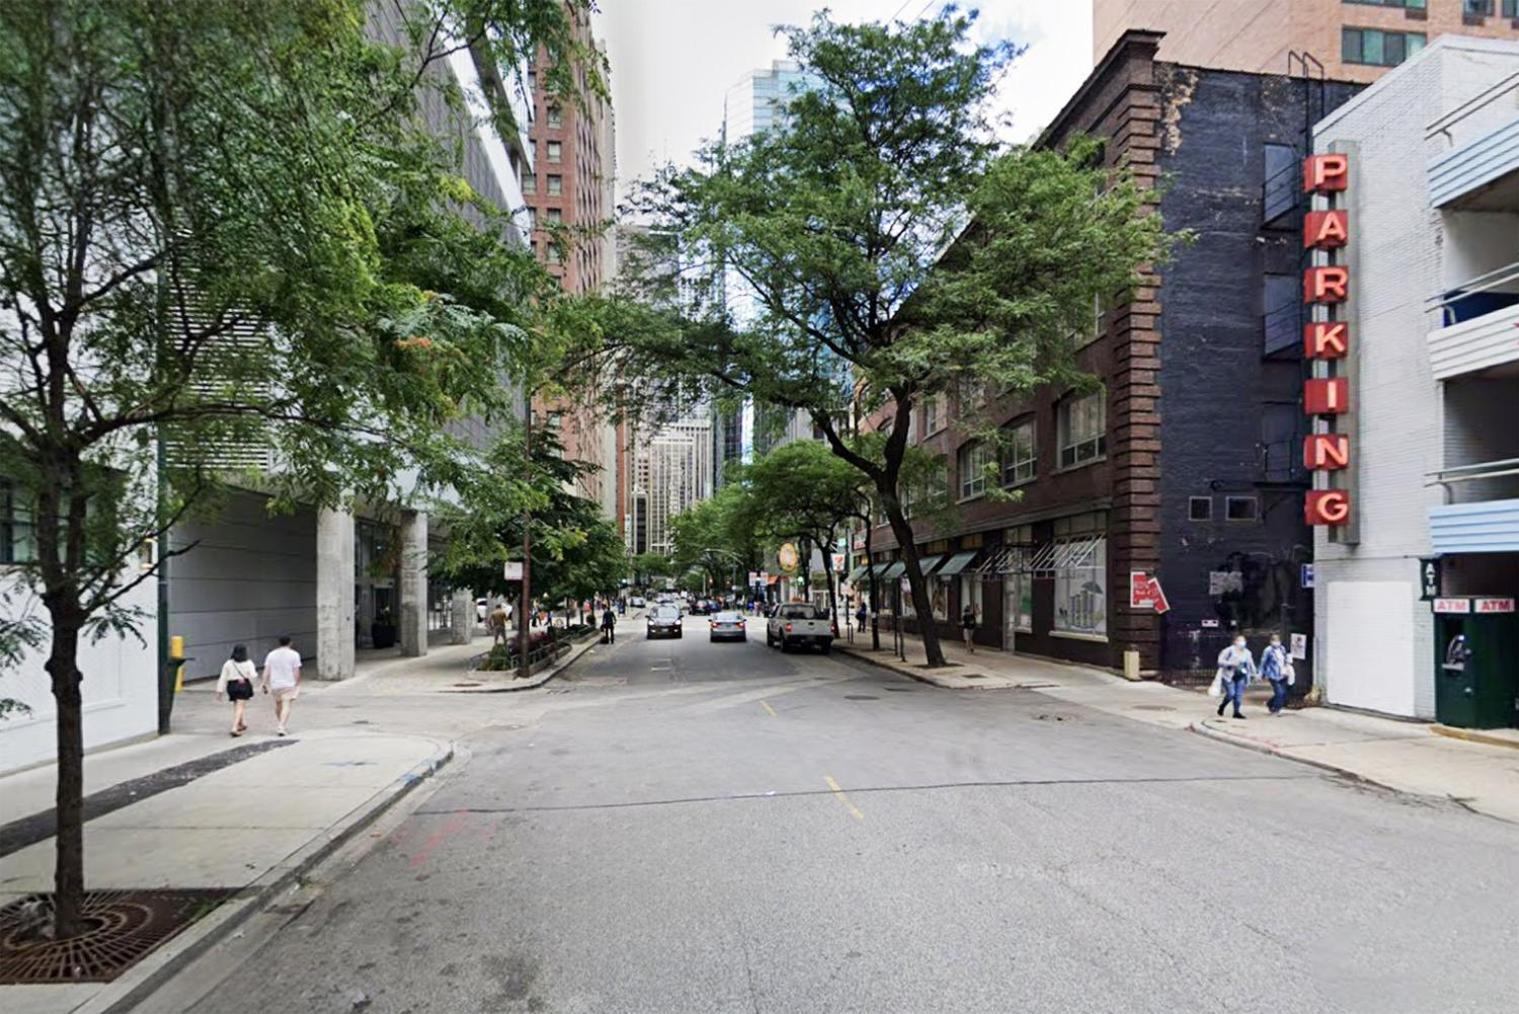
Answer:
top-left (1212, 635), bottom-right (1256, 720)
top-left (216, 644), bottom-right (257, 737)
top-left (1260, 633), bottom-right (1293, 716)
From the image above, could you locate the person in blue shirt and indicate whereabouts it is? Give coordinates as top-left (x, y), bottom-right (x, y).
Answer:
top-left (1260, 633), bottom-right (1292, 716)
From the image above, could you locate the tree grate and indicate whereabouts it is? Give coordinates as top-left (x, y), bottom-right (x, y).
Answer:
top-left (0, 889), bottom-right (233, 983)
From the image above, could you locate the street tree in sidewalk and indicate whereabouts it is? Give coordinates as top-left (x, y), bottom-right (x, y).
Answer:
top-left (0, 0), bottom-right (594, 940)
top-left (603, 10), bottom-right (1172, 666)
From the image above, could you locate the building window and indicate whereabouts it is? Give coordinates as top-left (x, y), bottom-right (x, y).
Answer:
top-left (1000, 419), bottom-right (1036, 487)
top-left (1226, 496), bottom-right (1259, 522)
top-left (546, 208), bottom-right (562, 223)
top-left (923, 394), bottom-right (942, 435)
top-left (1464, 0), bottom-right (1494, 16)
top-left (546, 141), bottom-right (562, 163)
top-left (522, 172), bottom-right (535, 194)
top-left (545, 242), bottom-right (561, 265)
top-left (1052, 512), bottom-right (1107, 638)
top-left (1, 478), bottom-right (35, 564)
top-left (547, 174), bottom-right (563, 197)
top-left (957, 441), bottom-right (993, 500)
top-left (1057, 391), bottom-right (1106, 469)
top-left (546, 104), bottom-right (563, 128)
top-left (1342, 27), bottom-right (1426, 67)
top-left (1506, 0), bottom-right (1519, 17)
top-left (1074, 293), bottom-right (1106, 347)
top-left (1342, 0), bottom-right (1425, 8)
top-left (1189, 496), bottom-right (1213, 522)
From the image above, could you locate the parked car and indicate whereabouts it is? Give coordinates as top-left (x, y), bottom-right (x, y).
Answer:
top-left (766, 603), bottom-right (834, 654)
top-left (630, 595), bottom-right (646, 608)
top-left (708, 611), bottom-right (746, 642)
top-left (646, 605), bottom-right (683, 639)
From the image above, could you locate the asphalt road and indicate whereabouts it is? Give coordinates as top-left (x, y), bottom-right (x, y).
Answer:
top-left (179, 615), bottom-right (1519, 1014)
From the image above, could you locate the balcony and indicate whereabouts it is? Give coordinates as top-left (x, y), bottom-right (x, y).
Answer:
top-left (1427, 262), bottom-right (1519, 381)
top-left (1427, 70), bottom-right (1519, 211)
top-left (1428, 458), bottom-right (1519, 554)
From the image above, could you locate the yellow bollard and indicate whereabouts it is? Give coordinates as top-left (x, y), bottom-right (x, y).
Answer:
top-left (171, 634), bottom-right (186, 693)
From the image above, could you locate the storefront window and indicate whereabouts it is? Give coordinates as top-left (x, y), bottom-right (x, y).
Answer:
top-left (1000, 525), bottom-right (1034, 637)
top-left (959, 573), bottom-right (982, 622)
top-left (1052, 512), bottom-right (1107, 638)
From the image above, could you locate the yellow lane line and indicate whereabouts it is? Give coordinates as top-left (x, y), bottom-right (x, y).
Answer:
top-left (760, 700), bottom-right (778, 718)
top-left (824, 775), bottom-right (864, 821)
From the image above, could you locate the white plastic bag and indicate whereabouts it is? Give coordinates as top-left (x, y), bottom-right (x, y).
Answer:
top-left (1207, 671), bottom-right (1224, 698)
top-left (1284, 662), bottom-right (1296, 686)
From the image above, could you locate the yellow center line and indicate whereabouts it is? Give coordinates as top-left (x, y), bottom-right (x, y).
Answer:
top-left (760, 700), bottom-right (778, 718)
top-left (825, 775), bottom-right (865, 821)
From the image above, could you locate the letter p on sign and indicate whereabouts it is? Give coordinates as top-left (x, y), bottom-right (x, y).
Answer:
top-left (1303, 154), bottom-right (1349, 193)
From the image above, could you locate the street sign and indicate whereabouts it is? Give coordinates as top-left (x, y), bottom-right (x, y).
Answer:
top-left (1128, 572), bottom-right (1170, 613)
top-left (832, 553), bottom-right (846, 573)
top-left (1300, 563), bottom-right (1314, 589)
top-left (503, 561), bottom-right (523, 581)
top-left (778, 543), bottom-right (800, 573)
top-left (1147, 577), bottom-right (1170, 614)
top-left (1418, 557), bottom-right (1441, 600)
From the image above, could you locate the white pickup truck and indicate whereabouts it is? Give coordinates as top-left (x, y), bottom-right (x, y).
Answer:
top-left (766, 602), bottom-right (835, 654)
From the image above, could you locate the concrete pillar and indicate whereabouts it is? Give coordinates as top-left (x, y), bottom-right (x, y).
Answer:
top-left (449, 588), bottom-right (474, 645)
top-left (399, 509), bottom-right (428, 658)
top-left (316, 507), bottom-right (356, 680)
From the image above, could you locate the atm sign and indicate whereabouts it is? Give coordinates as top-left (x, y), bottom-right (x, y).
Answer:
top-left (1475, 598), bottom-right (1516, 614)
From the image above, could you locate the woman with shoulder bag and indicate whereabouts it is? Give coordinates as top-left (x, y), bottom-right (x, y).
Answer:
top-left (216, 644), bottom-right (257, 737)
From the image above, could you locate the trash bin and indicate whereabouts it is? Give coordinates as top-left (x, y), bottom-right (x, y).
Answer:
top-left (1434, 600), bottom-right (1519, 730)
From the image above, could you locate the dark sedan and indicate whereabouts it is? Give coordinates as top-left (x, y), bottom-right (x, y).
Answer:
top-left (646, 606), bottom-right (683, 639)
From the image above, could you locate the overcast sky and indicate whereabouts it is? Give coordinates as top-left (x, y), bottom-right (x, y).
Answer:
top-left (594, 1), bottom-right (1094, 203)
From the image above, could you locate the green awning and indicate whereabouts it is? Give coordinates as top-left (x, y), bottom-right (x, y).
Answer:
top-left (845, 565), bottom-right (868, 585)
top-left (879, 561), bottom-right (906, 580)
top-left (916, 554), bottom-right (945, 576)
top-left (935, 550), bottom-right (979, 577)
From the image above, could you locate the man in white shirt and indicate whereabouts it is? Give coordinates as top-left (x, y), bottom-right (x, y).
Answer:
top-left (261, 635), bottom-right (302, 736)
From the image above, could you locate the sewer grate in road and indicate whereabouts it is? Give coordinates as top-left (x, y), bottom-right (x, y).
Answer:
top-left (0, 889), bottom-right (233, 983)
top-left (844, 695), bottom-right (879, 701)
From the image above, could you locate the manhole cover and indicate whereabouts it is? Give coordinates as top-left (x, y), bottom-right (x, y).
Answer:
top-left (844, 695), bottom-right (879, 701)
top-left (0, 889), bottom-right (233, 983)
top-left (883, 687), bottom-right (914, 693)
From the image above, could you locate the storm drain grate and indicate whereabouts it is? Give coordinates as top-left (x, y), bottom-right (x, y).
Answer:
top-left (0, 889), bottom-right (233, 983)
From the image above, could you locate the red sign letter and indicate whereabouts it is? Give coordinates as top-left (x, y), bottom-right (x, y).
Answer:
top-left (1304, 321), bottom-right (1349, 359)
top-left (1304, 210), bottom-right (1349, 250)
top-left (1304, 266), bottom-right (1349, 304)
top-left (1304, 378), bottom-right (1349, 415)
top-left (1303, 433), bottom-right (1350, 470)
top-left (1305, 489), bottom-right (1352, 526)
top-left (1303, 154), bottom-right (1349, 193)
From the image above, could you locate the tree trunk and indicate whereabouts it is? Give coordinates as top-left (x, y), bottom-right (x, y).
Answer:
top-left (865, 521), bottom-right (880, 651)
top-left (821, 529), bottom-right (838, 632)
top-left (882, 503), bottom-right (946, 667)
top-left (46, 603), bottom-right (87, 939)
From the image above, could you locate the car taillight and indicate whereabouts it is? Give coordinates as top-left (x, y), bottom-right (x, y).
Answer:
top-left (785, 622), bottom-right (793, 632)
top-left (710, 621), bottom-right (716, 628)
top-left (831, 622), bottom-right (839, 636)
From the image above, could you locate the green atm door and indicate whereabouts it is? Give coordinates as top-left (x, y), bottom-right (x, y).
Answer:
top-left (1434, 598), bottom-right (1519, 730)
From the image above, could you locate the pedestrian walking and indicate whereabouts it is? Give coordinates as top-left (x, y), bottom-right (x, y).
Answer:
top-left (1260, 633), bottom-right (1293, 716)
top-left (855, 601), bottom-right (868, 633)
top-left (261, 635), bottom-right (302, 737)
top-left (601, 605), bottom-right (617, 644)
top-left (216, 644), bottom-right (257, 737)
top-left (1211, 635), bottom-right (1256, 720)
top-left (960, 603), bottom-right (977, 652)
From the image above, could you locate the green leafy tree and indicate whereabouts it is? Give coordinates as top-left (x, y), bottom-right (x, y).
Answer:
top-left (604, 10), bottom-right (1171, 666)
top-left (669, 484), bottom-right (757, 593)
top-left (0, 0), bottom-right (590, 939)
top-left (630, 552), bottom-right (674, 589)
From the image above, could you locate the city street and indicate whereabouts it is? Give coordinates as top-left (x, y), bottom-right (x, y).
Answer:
top-left (160, 615), bottom-right (1519, 1014)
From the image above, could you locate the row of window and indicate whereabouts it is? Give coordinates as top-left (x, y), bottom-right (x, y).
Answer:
top-left (951, 391), bottom-right (1107, 500)
top-left (1188, 495), bottom-right (1260, 523)
top-left (523, 173), bottom-right (564, 196)
top-left (1345, 0), bottom-right (1519, 14)
top-left (1342, 27), bottom-right (1426, 66)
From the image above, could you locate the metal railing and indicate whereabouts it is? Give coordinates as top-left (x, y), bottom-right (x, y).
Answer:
top-left (1426, 456), bottom-right (1519, 504)
top-left (1426, 259), bottom-right (1519, 324)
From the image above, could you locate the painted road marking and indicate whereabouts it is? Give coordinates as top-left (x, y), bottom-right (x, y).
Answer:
top-left (825, 775), bottom-right (864, 821)
top-left (760, 700), bottom-right (778, 718)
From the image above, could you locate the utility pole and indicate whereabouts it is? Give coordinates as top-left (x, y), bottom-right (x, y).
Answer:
top-left (519, 396), bottom-right (533, 681)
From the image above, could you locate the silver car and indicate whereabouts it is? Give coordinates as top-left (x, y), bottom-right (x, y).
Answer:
top-left (708, 611), bottom-right (746, 643)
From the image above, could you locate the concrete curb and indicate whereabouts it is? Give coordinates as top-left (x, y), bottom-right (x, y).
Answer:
top-left (1430, 724), bottom-right (1519, 751)
top-left (81, 740), bottom-right (454, 1014)
top-left (834, 644), bottom-right (1012, 690)
top-left (453, 633), bottom-right (603, 693)
top-left (1186, 719), bottom-right (1392, 786)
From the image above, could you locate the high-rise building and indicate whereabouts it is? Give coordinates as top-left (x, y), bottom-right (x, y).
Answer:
top-left (1095, 0), bottom-right (1519, 83)
top-left (638, 415), bottom-right (714, 557)
top-left (526, 7), bottom-right (618, 519)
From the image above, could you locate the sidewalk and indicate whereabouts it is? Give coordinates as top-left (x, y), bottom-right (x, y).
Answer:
top-left (0, 724), bottom-right (449, 1014)
top-left (839, 630), bottom-right (1519, 824)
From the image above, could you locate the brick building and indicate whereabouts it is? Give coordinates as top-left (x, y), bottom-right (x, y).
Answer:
top-left (524, 11), bottom-right (618, 521)
top-left (864, 30), bottom-right (1361, 678)
top-left (1096, 0), bottom-right (1519, 84)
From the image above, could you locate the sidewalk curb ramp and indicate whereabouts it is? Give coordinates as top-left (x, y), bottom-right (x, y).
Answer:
top-left (79, 740), bottom-right (454, 1014)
